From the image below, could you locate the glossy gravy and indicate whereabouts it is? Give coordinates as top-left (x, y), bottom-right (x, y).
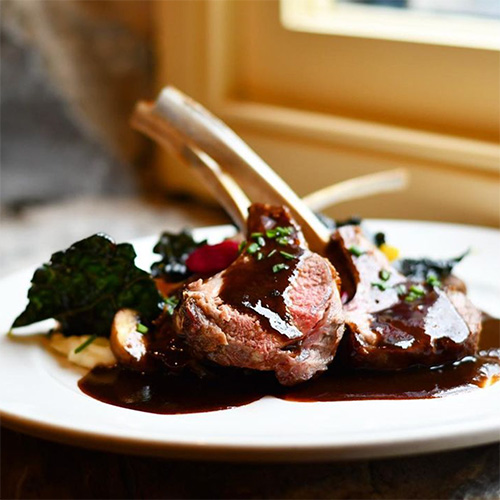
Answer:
top-left (78, 317), bottom-right (500, 414)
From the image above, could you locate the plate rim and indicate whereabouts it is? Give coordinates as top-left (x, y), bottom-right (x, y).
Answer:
top-left (1, 219), bottom-right (499, 461)
top-left (2, 404), bottom-right (499, 462)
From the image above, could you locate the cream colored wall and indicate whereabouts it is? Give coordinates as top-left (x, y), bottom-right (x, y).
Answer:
top-left (240, 132), bottom-right (499, 226)
top-left (153, 0), bottom-right (499, 227)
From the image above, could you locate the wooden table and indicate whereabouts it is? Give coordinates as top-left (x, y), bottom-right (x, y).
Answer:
top-left (1, 198), bottom-right (499, 499)
top-left (2, 427), bottom-right (498, 499)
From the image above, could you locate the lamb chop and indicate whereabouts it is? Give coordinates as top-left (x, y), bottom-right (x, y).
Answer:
top-left (133, 87), bottom-right (481, 377)
top-left (174, 204), bottom-right (345, 386)
top-left (328, 224), bottom-right (482, 370)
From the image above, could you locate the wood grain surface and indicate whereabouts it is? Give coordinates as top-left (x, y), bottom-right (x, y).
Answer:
top-left (1, 427), bottom-right (498, 499)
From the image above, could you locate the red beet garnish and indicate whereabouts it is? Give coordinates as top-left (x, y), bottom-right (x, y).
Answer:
top-left (186, 240), bottom-right (240, 274)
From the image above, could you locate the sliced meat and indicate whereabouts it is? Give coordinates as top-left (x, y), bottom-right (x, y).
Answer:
top-left (327, 224), bottom-right (406, 311)
top-left (174, 204), bottom-right (345, 386)
top-left (329, 225), bottom-right (481, 370)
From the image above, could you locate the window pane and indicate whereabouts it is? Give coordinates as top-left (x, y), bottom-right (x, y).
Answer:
top-left (337, 0), bottom-right (500, 19)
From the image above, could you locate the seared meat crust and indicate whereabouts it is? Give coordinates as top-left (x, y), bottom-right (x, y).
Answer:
top-left (175, 204), bottom-right (345, 385)
top-left (330, 225), bottom-right (481, 370)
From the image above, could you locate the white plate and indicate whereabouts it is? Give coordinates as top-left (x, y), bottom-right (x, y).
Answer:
top-left (1, 220), bottom-right (499, 462)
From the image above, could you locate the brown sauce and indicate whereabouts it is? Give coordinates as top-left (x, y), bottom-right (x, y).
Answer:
top-left (219, 223), bottom-right (304, 340)
top-left (78, 317), bottom-right (500, 414)
top-left (219, 247), bottom-right (304, 340)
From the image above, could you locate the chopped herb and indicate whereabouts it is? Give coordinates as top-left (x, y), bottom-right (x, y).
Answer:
top-left (266, 226), bottom-right (293, 239)
top-left (238, 241), bottom-right (246, 253)
top-left (403, 284), bottom-right (426, 303)
top-left (267, 249), bottom-right (277, 258)
top-left (379, 269), bottom-right (391, 281)
top-left (74, 334), bottom-right (97, 354)
top-left (279, 251), bottom-right (295, 260)
top-left (409, 285), bottom-right (426, 297)
top-left (395, 284), bottom-right (406, 295)
top-left (426, 274), bottom-right (442, 287)
top-left (165, 295), bottom-right (180, 316)
top-left (348, 246), bottom-right (364, 257)
top-left (246, 242), bottom-right (260, 255)
top-left (276, 237), bottom-right (289, 246)
top-left (251, 232), bottom-right (263, 238)
top-left (272, 263), bottom-right (289, 273)
top-left (256, 236), bottom-right (266, 247)
top-left (136, 323), bottom-right (149, 335)
top-left (256, 252), bottom-right (264, 261)
top-left (276, 226), bottom-right (294, 236)
top-left (371, 282), bottom-right (388, 291)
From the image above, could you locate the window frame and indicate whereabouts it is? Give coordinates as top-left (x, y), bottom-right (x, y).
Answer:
top-left (281, 0), bottom-right (500, 51)
top-left (152, 0), bottom-right (499, 226)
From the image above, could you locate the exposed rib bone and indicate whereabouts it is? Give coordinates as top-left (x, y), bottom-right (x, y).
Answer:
top-left (152, 87), bottom-right (331, 254)
top-left (303, 169), bottom-right (409, 211)
top-left (132, 89), bottom-right (410, 252)
top-left (131, 101), bottom-right (249, 232)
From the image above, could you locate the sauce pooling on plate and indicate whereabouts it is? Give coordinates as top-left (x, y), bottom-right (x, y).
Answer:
top-left (78, 317), bottom-right (500, 415)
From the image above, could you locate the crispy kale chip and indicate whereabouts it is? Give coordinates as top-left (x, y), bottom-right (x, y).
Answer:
top-left (12, 234), bottom-right (163, 336)
top-left (151, 230), bottom-right (206, 282)
top-left (396, 250), bottom-right (470, 280)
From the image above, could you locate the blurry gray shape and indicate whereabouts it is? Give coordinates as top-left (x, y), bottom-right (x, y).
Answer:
top-left (0, 29), bottom-right (136, 206)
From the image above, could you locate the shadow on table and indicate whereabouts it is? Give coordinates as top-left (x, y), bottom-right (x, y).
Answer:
top-left (1, 428), bottom-right (498, 499)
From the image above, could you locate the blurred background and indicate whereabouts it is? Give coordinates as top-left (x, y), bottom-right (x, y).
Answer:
top-left (1, 0), bottom-right (499, 273)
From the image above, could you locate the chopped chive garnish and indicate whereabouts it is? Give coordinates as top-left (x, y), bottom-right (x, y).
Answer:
top-left (256, 236), bottom-right (266, 247)
top-left (279, 251), bottom-right (295, 260)
top-left (348, 246), bottom-right (364, 257)
top-left (165, 295), bottom-right (180, 315)
top-left (246, 242), bottom-right (260, 254)
top-left (409, 285), bottom-right (426, 297)
top-left (276, 226), bottom-right (293, 236)
top-left (266, 226), bottom-right (294, 238)
top-left (256, 252), bottom-right (264, 261)
top-left (276, 237), bottom-right (289, 246)
top-left (267, 249), bottom-right (277, 258)
top-left (251, 232), bottom-right (263, 238)
top-left (404, 294), bottom-right (418, 303)
top-left (136, 323), bottom-right (149, 334)
top-left (371, 282), bottom-right (388, 291)
top-left (426, 274), bottom-right (442, 287)
top-left (379, 269), bottom-right (391, 281)
top-left (272, 263), bottom-right (289, 273)
top-left (238, 241), bottom-right (246, 253)
top-left (74, 334), bottom-right (97, 354)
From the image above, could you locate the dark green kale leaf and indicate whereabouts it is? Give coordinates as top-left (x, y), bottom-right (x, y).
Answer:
top-left (374, 232), bottom-right (386, 248)
top-left (12, 234), bottom-right (163, 336)
top-left (151, 230), bottom-right (206, 282)
top-left (396, 250), bottom-right (470, 280)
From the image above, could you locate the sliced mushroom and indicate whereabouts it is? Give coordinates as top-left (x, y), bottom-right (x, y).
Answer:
top-left (110, 309), bottom-right (152, 371)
